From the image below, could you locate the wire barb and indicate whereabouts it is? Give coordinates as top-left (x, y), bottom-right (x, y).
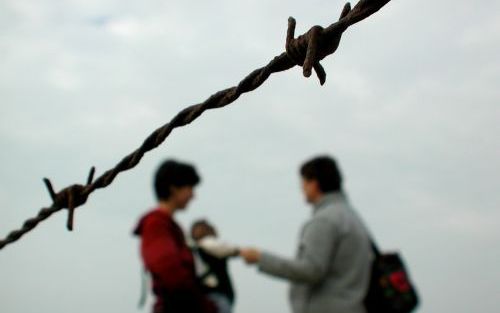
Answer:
top-left (41, 169), bottom-right (96, 231)
top-left (0, 0), bottom-right (392, 251)
top-left (87, 167), bottom-right (96, 185)
top-left (43, 178), bottom-right (57, 202)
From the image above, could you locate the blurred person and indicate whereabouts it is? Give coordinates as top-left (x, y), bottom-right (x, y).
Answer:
top-left (240, 155), bottom-right (374, 313)
top-left (134, 159), bottom-right (216, 313)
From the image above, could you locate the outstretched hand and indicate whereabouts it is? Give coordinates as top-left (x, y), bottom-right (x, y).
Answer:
top-left (239, 248), bottom-right (261, 264)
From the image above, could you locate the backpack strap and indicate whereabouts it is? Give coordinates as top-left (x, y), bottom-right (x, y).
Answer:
top-left (370, 240), bottom-right (381, 257)
top-left (138, 267), bottom-right (148, 308)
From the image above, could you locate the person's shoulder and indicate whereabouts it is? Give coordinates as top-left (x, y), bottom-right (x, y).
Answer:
top-left (306, 211), bottom-right (336, 230)
top-left (313, 200), bottom-right (350, 227)
top-left (133, 208), bottom-right (170, 235)
top-left (144, 209), bottom-right (172, 224)
top-left (137, 208), bottom-right (159, 221)
top-left (318, 202), bottom-right (343, 218)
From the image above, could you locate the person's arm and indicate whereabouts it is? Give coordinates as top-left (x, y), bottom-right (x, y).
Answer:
top-left (198, 236), bottom-right (239, 258)
top-left (244, 218), bottom-right (337, 285)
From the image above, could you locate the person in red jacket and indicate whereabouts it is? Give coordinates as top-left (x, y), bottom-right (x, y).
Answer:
top-left (134, 159), bottom-right (216, 313)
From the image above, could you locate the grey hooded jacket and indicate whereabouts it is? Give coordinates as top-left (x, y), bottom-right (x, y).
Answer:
top-left (258, 192), bottom-right (373, 313)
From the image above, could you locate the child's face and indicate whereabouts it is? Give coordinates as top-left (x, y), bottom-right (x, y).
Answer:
top-left (192, 224), bottom-right (216, 241)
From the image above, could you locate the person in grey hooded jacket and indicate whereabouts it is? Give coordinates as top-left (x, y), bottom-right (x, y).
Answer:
top-left (240, 155), bottom-right (374, 313)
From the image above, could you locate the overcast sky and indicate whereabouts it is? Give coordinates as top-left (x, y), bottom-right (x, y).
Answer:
top-left (1, 0), bottom-right (499, 312)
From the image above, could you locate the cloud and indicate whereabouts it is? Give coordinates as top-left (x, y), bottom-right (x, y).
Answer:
top-left (104, 17), bottom-right (164, 39)
top-left (47, 58), bottom-right (83, 91)
top-left (441, 210), bottom-right (499, 238)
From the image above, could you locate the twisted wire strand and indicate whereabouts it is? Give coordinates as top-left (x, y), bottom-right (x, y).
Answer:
top-left (0, 0), bottom-right (391, 251)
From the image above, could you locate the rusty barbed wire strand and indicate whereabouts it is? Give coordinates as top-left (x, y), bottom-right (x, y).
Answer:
top-left (0, 0), bottom-right (391, 251)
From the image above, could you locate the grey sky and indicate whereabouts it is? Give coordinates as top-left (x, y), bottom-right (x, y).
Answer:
top-left (1, 0), bottom-right (499, 312)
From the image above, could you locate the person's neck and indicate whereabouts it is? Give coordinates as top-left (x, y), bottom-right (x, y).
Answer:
top-left (310, 192), bottom-right (324, 205)
top-left (158, 200), bottom-right (177, 215)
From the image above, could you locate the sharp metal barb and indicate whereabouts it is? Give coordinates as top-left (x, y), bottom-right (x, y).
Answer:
top-left (43, 178), bottom-right (57, 202)
top-left (67, 192), bottom-right (75, 231)
top-left (87, 167), bottom-right (96, 185)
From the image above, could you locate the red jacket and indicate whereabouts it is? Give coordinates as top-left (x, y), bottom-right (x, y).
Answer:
top-left (134, 209), bottom-right (216, 313)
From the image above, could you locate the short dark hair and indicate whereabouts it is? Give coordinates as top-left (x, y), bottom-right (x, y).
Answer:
top-left (154, 159), bottom-right (200, 200)
top-left (190, 219), bottom-right (217, 240)
top-left (300, 155), bottom-right (343, 193)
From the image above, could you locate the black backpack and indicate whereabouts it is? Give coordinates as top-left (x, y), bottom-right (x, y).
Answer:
top-left (364, 241), bottom-right (419, 313)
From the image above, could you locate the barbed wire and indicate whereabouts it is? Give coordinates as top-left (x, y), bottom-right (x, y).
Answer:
top-left (0, 0), bottom-right (391, 251)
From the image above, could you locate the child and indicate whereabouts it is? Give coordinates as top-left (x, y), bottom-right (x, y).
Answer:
top-left (190, 219), bottom-right (239, 313)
